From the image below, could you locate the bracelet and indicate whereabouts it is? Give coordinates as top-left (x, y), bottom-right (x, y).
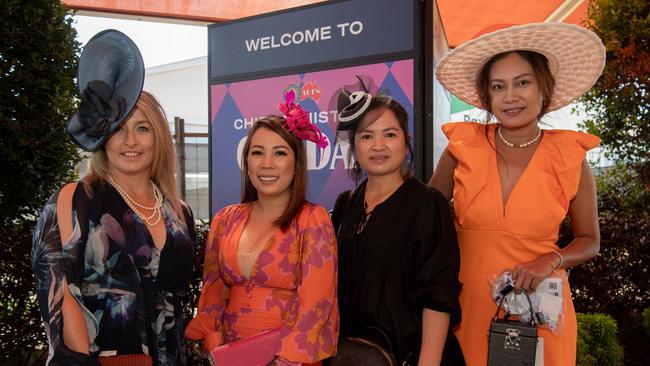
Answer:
top-left (541, 255), bottom-right (556, 270)
top-left (549, 250), bottom-right (563, 270)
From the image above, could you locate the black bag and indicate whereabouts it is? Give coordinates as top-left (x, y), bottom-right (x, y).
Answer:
top-left (325, 327), bottom-right (398, 366)
top-left (487, 290), bottom-right (538, 366)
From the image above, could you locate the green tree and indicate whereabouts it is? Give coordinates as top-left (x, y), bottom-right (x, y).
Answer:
top-left (580, 0), bottom-right (650, 179)
top-left (0, 0), bottom-right (80, 362)
top-left (570, 2), bottom-right (650, 365)
top-left (576, 313), bottom-right (624, 366)
top-left (565, 164), bottom-right (650, 366)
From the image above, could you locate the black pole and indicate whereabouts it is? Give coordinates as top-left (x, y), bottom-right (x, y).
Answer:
top-left (174, 116), bottom-right (186, 200)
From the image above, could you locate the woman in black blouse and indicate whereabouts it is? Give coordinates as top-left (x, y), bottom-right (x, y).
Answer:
top-left (331, 88), bottom-right (465, 365)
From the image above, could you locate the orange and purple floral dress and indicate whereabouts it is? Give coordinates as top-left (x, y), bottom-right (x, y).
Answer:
top-left (185, 202), bottom-right (338, 365)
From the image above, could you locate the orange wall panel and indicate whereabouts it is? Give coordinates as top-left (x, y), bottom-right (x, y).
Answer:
top-left (563, 1), bottom-right (589, 26)
top-left (436, 0), bottom-right (591, 48)
top-left (62, 0), bottom-right (327, 22)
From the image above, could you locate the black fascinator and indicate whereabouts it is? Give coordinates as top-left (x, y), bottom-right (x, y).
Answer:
top-left (335, 75), bottom-right (393, 134)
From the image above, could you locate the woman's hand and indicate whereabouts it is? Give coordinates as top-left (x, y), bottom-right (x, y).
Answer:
top-left (203, 332), bottom-right (222, 352)
top-left (512, 253), bottom-right (560, 292)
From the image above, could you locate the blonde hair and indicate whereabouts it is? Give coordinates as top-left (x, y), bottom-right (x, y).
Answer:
top-left (83, 91), bottom-right (185, 222)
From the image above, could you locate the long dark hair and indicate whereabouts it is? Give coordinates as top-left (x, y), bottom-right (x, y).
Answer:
top-left (240, 115), bottom-right (308, 231)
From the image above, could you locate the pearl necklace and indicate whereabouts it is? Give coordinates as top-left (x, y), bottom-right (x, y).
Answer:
top-left (497, 126), bottom-right (542, 148)
top-left (107, 176), bottom-right (163, 226)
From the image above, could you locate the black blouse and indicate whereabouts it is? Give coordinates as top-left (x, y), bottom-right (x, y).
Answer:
top-left (333, 177), bottom-right (465, 365)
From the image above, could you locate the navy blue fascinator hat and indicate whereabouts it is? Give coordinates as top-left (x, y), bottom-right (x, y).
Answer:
top-left (67, 29), bottom-right (144, 152)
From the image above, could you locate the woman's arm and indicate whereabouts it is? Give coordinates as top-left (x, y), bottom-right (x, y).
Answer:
top-left (57, 182), bottom-right (90, 354)
top-left (277, 206), bottom-right (338, 364)
top-left (413, 190), bottom-right (462, 365)
top-left (428, 148), bottom-right (457, 200)
top-left (61, 280), bottom-right (90, 354)
top-left (32, 182), bottom-right (98, 364)
top-left (418, 309), bottom-right (450, 366)
top-left (513, 160), bottom-right (600, 292)
top-left (557, 160), bottom-right (601, 266)
top-left (185, 212), bottom-right (230, 351)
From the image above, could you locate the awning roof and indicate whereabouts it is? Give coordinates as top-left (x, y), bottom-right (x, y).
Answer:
top-left (437, 0), bottom-right (589, 48)
top-left (61, 0), bottom-right (328, 23)
top-left (62, 0), bottom-right (590, 49)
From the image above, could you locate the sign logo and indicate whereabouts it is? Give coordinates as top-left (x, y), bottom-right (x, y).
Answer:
top-left (283, 82), bottom-right (322, 103)
top-left (301, 81), bottom-right (321, 101)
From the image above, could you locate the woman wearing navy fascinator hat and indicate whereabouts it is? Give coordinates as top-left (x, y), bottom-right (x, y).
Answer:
top-left (32, 29), bottom-right (196, 366)
top-left (328, 78), bottom-right (465, 365)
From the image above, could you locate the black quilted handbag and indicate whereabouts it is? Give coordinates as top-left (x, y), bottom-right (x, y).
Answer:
top-left (487, 289), bottom-right (538, 366)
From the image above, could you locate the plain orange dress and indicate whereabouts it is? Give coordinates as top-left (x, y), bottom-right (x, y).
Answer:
top-left (443, 122), bottom-right (599, 366)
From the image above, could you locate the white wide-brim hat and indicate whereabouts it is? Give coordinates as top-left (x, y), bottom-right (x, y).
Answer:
top-left (436, 23), bottom-right (606, 112)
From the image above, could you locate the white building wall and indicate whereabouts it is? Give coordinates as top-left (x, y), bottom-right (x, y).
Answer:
top-left (144, 56), bottom-right (211, 219)
top-left (144, 56), bottom-right (208, 134)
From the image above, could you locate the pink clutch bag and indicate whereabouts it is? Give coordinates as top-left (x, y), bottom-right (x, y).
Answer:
top-left (210, 328), bottom-right (281, 366)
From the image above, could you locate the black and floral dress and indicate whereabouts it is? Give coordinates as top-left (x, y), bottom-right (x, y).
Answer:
top-left (32, 180), bottom-right (196, 366)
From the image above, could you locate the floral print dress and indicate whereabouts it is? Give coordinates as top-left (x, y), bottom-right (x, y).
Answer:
top-left (31, 181), bottom-right (196, 366)
top-left (185, 202), bottom-right (338, 364)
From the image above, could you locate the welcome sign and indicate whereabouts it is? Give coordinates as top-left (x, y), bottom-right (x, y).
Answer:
top-left (208, 0), bottom-right (413, 83)
top-left (209, 0), bottom-right (421, 214)
top-left (243, 21), bottom-right (362, 52)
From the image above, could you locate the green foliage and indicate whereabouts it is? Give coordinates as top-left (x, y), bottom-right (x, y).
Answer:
top-left (563, 163), bottom-right (650, 365)
top-left (184, 219), bottom-right (211, 365)
top-left (573, 2), bottom-right (650, 364)
top-left (0, 222), bottom-right (49, 365)
top-left (0, 0), bottom-right (80, 363)
top-left (568, 165), bottom-right (650, 314)
top-left (570, 163), bottom-right (649, 317)
top-left (576, 313), bottom-right (624, 366)
top-left (643, 307), bottom-right (650, 338)
top-left (0, 0), bottom-right (81, 226)
top-left (579, 0), bottom-right (650, 173)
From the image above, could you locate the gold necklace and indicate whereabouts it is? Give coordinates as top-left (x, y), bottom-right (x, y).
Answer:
top-left (107, 176), bottom-right (163, 226)
top-left (356, 181), bottom-right (403, 234)
top-left (497, 126), bottom-right (542, 148)
top-left (364, 188), bottom-right (397, 214)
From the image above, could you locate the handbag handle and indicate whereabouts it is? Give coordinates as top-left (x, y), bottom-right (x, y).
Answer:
top-left (359, 326), bottom-right (395, 357)
top-left (493, 289), bottom-right (536, 326)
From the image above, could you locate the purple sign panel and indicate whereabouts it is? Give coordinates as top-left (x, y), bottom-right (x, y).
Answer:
top-left (210, 59), bottom-right (414, 214)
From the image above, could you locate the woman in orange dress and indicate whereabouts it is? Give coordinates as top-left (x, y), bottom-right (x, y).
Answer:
top-left (186, 92), bottom-right (338, 366)
top-left (429, 23), bottom-right (605, 365)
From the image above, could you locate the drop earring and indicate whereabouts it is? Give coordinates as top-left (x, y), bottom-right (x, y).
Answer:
top-left (353, 160), bottom-right (361, 174)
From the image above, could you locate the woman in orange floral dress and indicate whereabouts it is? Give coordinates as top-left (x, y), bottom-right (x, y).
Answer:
top-left (186, 92), bottom-right (338, 366)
